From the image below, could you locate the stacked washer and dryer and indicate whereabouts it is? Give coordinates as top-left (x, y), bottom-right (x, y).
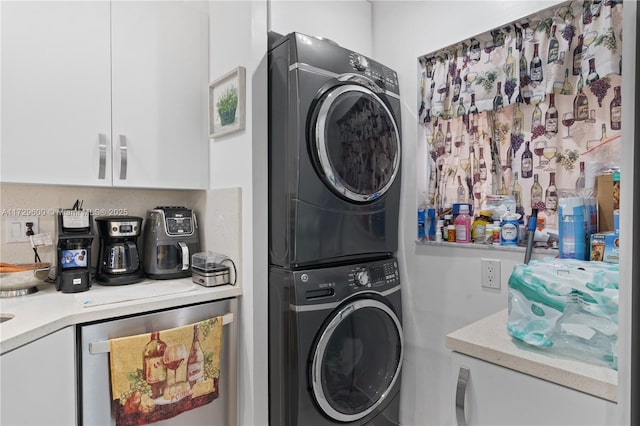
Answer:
top-left (268, 32), bottom-right (404, 425)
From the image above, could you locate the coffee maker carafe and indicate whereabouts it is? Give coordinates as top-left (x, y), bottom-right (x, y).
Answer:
top-left (56, 210), bottom-right (94, 293)
top-left (142, 206), bottom-right (200, 279)
top-left (95, 216), bottom-right (144, 285)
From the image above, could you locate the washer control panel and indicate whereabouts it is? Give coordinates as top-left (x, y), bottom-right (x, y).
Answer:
top-left (293, 258), bottom-right (400, 305)
top-left (349, 53), bottom-right (369, 72)
top-left (348, 52), bottom-right (399, 93)
top-left (350, 260), bottom-right (399, 289)
top-left (291, 32), bottom-right (400, 95)
top-left (353, 266), bottom-right (371, 287)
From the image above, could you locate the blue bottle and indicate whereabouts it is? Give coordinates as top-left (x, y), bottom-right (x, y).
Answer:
top-left (418, 204), bottom-right (426, 241)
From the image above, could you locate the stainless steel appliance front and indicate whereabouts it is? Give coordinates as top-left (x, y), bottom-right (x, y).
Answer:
top-left (78, 298), bottom-right (237, 425)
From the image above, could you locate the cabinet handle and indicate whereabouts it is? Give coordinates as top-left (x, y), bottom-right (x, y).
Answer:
top-left (179, 241), bottom-right (189, 271)
top-left (98, 133), bottom-right (107, 180)
top-left (455, 366), bottom-right (470, 426)
top-left (119, 135), bottom-right (128, 180)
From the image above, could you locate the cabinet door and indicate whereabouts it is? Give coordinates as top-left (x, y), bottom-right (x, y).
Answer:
top-left (111, 1), bottom-right (209, 189)
top-left (1, 1), bottom-right (112, 186)
top-left (0, 327), bottom-right (76, 425)
top-left (452, 352), bottom-right (615, 426)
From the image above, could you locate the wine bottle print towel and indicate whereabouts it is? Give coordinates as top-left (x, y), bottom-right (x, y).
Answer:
top-left (109, 316), bottom-right (223, 426)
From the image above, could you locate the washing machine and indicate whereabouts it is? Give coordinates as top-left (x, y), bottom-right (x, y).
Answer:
top-left (268, 32), bottom-right (402, 269)
top-left (269, 257), bottom-right (403, 425)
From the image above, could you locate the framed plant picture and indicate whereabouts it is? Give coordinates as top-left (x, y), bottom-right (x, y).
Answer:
top-left (209, 66), bottom-right (246, 138)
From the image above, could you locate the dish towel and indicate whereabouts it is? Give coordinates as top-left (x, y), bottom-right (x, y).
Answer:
top-left (109, 316), bottom-right (223, 426)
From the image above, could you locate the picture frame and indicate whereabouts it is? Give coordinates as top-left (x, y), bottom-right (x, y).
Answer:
top-left (209, 66), bottom-right (246, 138)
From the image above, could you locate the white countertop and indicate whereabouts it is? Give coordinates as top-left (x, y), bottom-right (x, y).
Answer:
top-left (0, 278), bottom-right (242, 355)
top-left (446, 309), bottom-right (618, 402)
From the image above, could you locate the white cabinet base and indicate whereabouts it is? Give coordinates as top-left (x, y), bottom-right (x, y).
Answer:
top-left (452, 352), bottom-right (617, 426)
top-left (1, 327), bottom-right (76, 425)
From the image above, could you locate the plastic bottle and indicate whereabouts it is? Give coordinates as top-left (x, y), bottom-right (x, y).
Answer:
top-left (471, 210), bottom-right (493, 243)
top-left (442, 214), bottom-right (454, 240)
top-left (435, 220), bottom-right (444, 243)
top-left (447, 225), bottom-right (456, 242)
top-left (427, 208), bottom-right (437, 241)
top-left (472, 221), bottom-right (486, 244)
top-left (492, 220), bottom-right (501, 245)
top-left (484, 224), bottom-right (494, 245)
top-left (500, 212), bottom-right (520, 246)
top-left (455, 204), bottom-right (472, 243)
top-left (418, 203), bottom-right (427, 241)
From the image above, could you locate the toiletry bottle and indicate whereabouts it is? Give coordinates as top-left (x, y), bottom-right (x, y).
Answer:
top-left (492, 220), bottom-right (501, 245)
top-left (455, 204), bottom-right (472, 243)
top-left (447, 225), bottom-right (456, 242)
top-left (435, 220), bottom-right (444, 243)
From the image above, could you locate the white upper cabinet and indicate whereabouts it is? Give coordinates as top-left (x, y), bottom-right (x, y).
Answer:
top-left (1, 1), bottom-right (209, 189)
top-left (1, 1), bottom-right (112, 186)
top-left (110, 1), bottom-right (209, 189)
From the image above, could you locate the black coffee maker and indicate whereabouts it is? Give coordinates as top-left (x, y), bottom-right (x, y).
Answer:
top-left (95, 216), bottom-right (144, 285)
top-left (56, 210), bottom-right (94, 293)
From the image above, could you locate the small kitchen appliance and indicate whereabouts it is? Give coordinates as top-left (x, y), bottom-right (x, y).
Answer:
top-left (56, 209), bottom-right (94, 293)
top-left (142, 206), bottom-right (200, 279)
top-left (95, 216), bottom-right (144, 285)
top-left (191, 251), bottom-right (235, 287)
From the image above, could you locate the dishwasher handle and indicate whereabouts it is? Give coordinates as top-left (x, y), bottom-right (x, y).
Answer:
top-left (88, 312), bottom-right (234, 355)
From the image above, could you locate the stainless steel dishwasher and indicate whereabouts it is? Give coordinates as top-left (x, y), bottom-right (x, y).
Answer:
top-left (78, 298), bottom-right (237, 425)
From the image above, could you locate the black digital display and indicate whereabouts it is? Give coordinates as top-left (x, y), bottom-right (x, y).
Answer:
top-left (370, 266), bottom-right (385, 283)
top-left (119, 224), bottom-right (133, 233)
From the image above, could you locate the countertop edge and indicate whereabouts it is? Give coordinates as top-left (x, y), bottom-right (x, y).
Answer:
top-left (0, 282), bottom-right (242, 355)
top-left (446, 309), bottom-right (618, 403)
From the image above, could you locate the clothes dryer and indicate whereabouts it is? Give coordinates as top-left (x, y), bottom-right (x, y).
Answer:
top-left (269, 257), bottom-right (403, 425)
top-left (268, 32), bottom-right (402, 269)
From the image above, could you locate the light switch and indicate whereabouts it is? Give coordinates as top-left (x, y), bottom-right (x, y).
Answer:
top-left (4, 217), bottom-right (39, 243)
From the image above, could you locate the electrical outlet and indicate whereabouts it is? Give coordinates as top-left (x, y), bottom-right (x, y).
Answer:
top-left (4, 217), bottom-right (39, 243)
top-left (481, 258), bottom-right (501, 289)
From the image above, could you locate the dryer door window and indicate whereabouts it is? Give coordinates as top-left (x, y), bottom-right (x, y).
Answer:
top-left (313, 84), bottom-right (400, 203)
top-left (310, 298), bottom-right (403, 422)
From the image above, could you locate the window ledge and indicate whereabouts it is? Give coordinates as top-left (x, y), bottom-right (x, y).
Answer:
top-left (416, 240), bottom-right (559, 256)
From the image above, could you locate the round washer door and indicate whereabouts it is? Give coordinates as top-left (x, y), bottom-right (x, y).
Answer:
top-left (310, 297), bottom-right (403, 423)
top-left (312, 84), bottom-right (401, 203)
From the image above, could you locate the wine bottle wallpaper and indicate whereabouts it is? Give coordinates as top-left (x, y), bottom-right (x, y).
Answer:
top-left (521, 141), bottom-right (533, 179)
top-left (545, 93), bottom-right (558, 137)
top-left (531, 174), bottom-right (544, 210)
top-left (610, 85), bottom-right (621, 130)
top-left (544, 172), bottom-right (558, 215)
top-left (547, 25), bottom-right (560, 64)
top-left (573, 34), bottom-right (584, 75)
top-left (416, 0), bottom-right (623, 234)
top-left (530, 43), bottom-right (543, 84)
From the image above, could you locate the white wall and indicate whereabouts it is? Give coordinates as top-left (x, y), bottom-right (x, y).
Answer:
top-left (208, 3), bottom-right (371, 424)
top-left (208, 2), bottom-right (268, 425)
top-left (210, 1), bottom-right (634, 425)
top-left (371, 1), bottom-right (631, 425)
top-left (269, 0), bottom-right (372, 56)
top-left (616, 1), bottom-right (636, 422)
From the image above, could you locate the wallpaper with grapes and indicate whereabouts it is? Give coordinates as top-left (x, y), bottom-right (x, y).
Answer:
top-left (417, 0), bottom-right (623, 230)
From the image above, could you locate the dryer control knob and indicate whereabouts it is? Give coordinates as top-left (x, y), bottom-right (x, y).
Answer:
top-left (353, 55), bottom-right (369, 71)
top-left (354, 268), bottom-right (371, 287)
